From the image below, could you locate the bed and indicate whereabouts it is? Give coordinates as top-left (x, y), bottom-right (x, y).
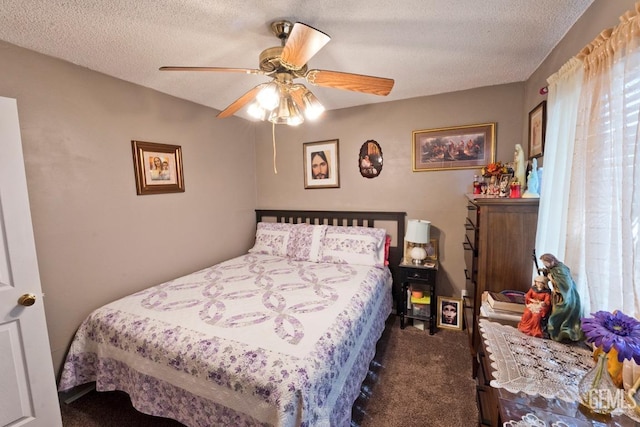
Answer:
top-left (59, 209), bottom-right (406, 427)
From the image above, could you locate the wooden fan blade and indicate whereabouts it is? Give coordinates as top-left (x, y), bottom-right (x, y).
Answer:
top-left (305, 69), bottom-right (394, 96)
top-left (280, 23), bottom-right (330, 71)
top-left (160, 66), bottom-right (264, 75)
top-left (217, 84), bottom-right (264, 118)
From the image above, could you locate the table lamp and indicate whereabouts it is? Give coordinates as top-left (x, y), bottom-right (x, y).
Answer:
top-left (405, 219), bottom-right (431, 265)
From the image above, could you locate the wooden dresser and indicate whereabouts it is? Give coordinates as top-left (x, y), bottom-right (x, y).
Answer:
top-left (462, 195), bottom-right (539, 379)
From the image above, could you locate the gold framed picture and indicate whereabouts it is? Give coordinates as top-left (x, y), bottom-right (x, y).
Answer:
top-left (132, 140), bottom-right (185, 195)
top-left (412, 123), bottom-right (496, 172)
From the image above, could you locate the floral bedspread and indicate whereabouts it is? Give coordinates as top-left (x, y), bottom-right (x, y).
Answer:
top-left (59, 253), bottom-right (392, 427)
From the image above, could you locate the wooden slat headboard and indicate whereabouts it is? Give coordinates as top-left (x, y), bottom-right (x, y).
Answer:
top-left (255, 209), bottom-right (407, 292)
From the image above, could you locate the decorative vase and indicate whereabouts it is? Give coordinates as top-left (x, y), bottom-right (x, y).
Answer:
top-left (594, 346), bottom-right (624, 388)
top-left (578, 352), bottom-right (620, 415)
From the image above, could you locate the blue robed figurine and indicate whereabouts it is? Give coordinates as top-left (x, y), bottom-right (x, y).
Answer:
top-left (540, 253), bottom-right (585, 342)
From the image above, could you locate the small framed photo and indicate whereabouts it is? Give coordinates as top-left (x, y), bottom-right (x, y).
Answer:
top-left (528, 101), bottom-right (546, 159)
top-left (132, 140), bottom-right (185, 195)
top-left (303, 139), bottom-right (340, 189)
top-left (499, 172), bottom-right (513, 193)
top-left (425, 238), bottom-right (438, 260)
top-left (412, 123), bottom-right (495, 172)
top-left (402, 238), bottom-right (438, 265)
top-left (437, 296), bottom-right (462, 330)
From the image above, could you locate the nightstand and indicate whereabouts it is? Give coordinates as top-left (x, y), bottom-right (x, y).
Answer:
top-left (399, 261), bottom-right (438, 334)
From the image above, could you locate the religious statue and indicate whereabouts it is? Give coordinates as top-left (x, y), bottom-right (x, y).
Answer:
top-left (522, 158), bottom-right (540, 198)
top-left (518, 275), bottom-right (552, 338)
top-left (514, 144), bottom-right (526, 188)
top-left (540, 253), bottom-right (585, 342)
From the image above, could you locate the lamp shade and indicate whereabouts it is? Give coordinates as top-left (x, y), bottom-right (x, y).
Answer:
top-left (256, 82), bottom-right (280, 110)
top-left (269, 94), bottom-right (303, 125)
top-left (405, 219), bottom-right (430, 244)
top-left (247, 102), bottom-right (269, 121)
top-left (302, 89), bottom-right (325, 120)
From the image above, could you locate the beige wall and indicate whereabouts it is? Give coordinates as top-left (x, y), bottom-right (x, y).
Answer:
top-left (0, 41), bottom-right (257, 374)
top-left (0, 0), bottom-right (635, 378)
top-left (523, 0), bottom-right (638, 144)
top-left (256, 83), bottom-right (525, 299)
top-left (255, 0), bottom-right (640, 302)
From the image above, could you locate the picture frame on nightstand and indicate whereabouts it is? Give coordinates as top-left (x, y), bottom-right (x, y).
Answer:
top-left (437, 296), bottom-right (463, 330)
top-left (403, 238), bottom-right (438, 265)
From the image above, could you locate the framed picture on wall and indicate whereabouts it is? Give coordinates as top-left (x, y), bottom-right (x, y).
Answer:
top-left (303, 139), bottom-right (340, 189)
top-left (528, 101), bottom-right (546, 158)
top-left (132, 140), bottom-right (185, 195)
top-left (412, 123), bottom-right (496, 172)
top-left (359, 139), bottom-right (383, 178)
top-left (437, 296), bottom-right (463, 330)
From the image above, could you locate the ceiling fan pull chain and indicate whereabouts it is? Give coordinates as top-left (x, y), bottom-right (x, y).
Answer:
top-left (272, 122), bottom-right (278, 174)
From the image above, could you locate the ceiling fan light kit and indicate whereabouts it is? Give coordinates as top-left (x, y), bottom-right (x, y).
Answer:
top-left (301, 90), bottom-right (325, 120)
top-left (246, 101), bottom-right (269, 121)
top-left (269, 93), bottom-right (303, 126)
top-left (159, 20), bottom-right (394, 126)
top-left (250, 72), bottom-right (310, 126)
top-left (256, 82), bottom-right (280, 110)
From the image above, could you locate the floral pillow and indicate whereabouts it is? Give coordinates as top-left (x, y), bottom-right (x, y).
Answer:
top-left (248, 222), bottom-right (296, 257)
top-left (287, 224), bottom-right (327, 262)
top-left (320, 226), bottom-right (388, 267)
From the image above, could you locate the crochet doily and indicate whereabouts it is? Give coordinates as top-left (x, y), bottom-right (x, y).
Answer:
top-left (502, 413), bottom-right (569, 427)
top-left (479, 319), bottom-right (640, 423)
top-left (479, 319), bottom-right (592, 401)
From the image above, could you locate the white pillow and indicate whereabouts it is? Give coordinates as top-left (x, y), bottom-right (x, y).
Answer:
top-left (248, 222), bottom-right (295, 257)
top-left (320, 226), bottom-right (387, 267)
top-left (287, 224), bottom-right (327, 262)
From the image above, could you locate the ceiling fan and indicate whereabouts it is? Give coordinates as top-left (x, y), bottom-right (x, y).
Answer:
top-left (159, 20), bottom-right (395, 126)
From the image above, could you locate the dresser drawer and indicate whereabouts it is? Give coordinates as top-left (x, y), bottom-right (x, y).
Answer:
top-left (476, 386), bottom-right (498, 426)
top-left (467, 201), bottom-right (479, 228)
top-left (465, 219), bottom-right (477, 247)
top-left (476, 349), bottom-right (499, 426)
top-left (465, 249), bottom-right (476, 274)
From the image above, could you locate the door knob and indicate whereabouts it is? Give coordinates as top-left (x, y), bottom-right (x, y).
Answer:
top-left (18, 293), bottom-right (36, 307)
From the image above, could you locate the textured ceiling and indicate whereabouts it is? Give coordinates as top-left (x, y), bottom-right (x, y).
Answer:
top-left (0, 0), bottom-right (594, 121)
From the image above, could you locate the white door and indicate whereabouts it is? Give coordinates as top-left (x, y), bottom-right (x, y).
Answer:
top-left (0, 97), bottom-right (62, 426)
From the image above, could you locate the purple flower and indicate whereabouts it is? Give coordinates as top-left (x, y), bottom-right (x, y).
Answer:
top-left (581, 310), bottom-right (640, 363)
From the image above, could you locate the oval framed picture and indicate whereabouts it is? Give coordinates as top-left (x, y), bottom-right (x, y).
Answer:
top-left (359, 140), bottom-right (383, 178)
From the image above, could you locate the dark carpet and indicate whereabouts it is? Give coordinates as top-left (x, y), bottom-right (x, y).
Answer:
top-left (60, 315), bottom-right (478, 426)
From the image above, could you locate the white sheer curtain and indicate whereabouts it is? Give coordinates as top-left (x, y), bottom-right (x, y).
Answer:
top-left (538, 4), bottom-right (640, 318)
top-left (536, 58), bottom-right (583, 262)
